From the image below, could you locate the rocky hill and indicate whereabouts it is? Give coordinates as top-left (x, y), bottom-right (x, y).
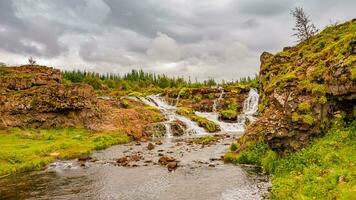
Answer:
top-left (238, 19), bottom-right (355, 153)
top-left (0, 65), bottom-right (163, 138)
top-left (0, 65), bottom-right (101, 129)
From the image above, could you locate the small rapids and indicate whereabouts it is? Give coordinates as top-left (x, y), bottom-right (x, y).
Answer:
top-left (139, 88), bottom-right (259, 137)
top-left (196, 88), bottom-right (259, 134)
top-left (140, 95), bottom-right (206, 137)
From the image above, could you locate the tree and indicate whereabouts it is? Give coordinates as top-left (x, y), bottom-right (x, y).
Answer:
top-left (290, 7), bottom-right (318, 42)
top-left (28, 57), bottom-right (36, 65)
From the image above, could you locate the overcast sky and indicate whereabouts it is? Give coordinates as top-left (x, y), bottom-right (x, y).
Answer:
top-left (0, 0), bottom-right (355, 80)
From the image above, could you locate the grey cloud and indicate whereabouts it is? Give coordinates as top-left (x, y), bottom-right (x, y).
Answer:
top-left (236, 0), bottom-right (293, 16)
top-left (0, 0), bottom-right (355, 80)
top-left (0, 0), bottom-right (68, 57)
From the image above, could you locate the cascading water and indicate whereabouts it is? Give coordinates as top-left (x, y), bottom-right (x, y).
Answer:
top-left (196, 88), bottom-right (259, 134)
top-left (175, 89), bottom-right (184, 106)
top-left (212, 87), bottom-right (224, 112)
top-left (140, 94), bottom-right (206, 138)
top-left (238, 88), bottom-right (259, 124)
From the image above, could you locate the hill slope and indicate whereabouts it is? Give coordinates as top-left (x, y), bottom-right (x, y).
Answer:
top-left (226, 19), bottom-right (356, 199)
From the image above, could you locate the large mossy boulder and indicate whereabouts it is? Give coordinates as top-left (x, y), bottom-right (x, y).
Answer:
top-left (0, 65), bottom-right (100, 129)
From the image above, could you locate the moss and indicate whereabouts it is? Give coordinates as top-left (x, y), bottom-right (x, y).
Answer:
top-left (219, 109), bottom-right (237, 120)
top-left (298, 80), bottom-right (327, 95)
top-left (193, 94), bottom-right (202, 103)
top-left (128, 91), bottom-right (143, 97)
top-left (120, 100), bottom-right (130, 108)
top-left (230, 142), bottom-right (238, 151)
top-left (351, 66), bottom-right (356, 80)
top-left (298, 102), bottom-right (311, 113)
top-left (190, 135), bottom-right (219, 145)
top-left (292, 112), bottom-right (315, 125)
top-left (0, 66), bottom-right (9, 76)
top-left (318, 96), bottom-right (328, 104)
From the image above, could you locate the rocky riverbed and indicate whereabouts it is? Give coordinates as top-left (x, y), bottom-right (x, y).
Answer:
top-left (0, 134), bottom-right (270, 200)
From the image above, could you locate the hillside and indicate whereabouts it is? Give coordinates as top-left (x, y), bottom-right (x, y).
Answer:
top-left (226, 19), bottom-right (356, 198)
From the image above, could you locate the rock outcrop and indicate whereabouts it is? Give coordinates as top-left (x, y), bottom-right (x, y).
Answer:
top-left (0, 65), bottom-right (100, 129)
top-left (240, 19), bottom-right (356, 153)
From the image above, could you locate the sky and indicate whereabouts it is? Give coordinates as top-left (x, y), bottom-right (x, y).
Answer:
top-left (0, 0), bottom-right (355, 81)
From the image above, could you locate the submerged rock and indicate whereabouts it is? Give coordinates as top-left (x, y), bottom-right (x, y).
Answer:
top-left (144, 123), bottom-right (166, 137)
top-left (170, 120), bottom-right (187, 136)
top-left (158, 155), bottom-right (176, 165)
top-left (147, 142), bottom-right (155, 150)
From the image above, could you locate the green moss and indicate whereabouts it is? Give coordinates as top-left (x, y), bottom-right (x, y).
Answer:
top-left (120, 100), bottom-right (130, 108)
top-left (128, 91), bottom-right (143, 97)
top-left (351, 66), bottom-right (356, 80)
top-left (190, 135), bottom-right (219, 145)
top-left (0, 128), bottom-right (130, 176)
top-left (301, 114), bottom-right (315, 125)
top-left (292, 112), bottom-right (315, 125)
top-left (219, 109), bottom-right (237, 120)
top-left (230, 142), bottom-right (238, 151)
top-left (193, 94), bottom-right (202, 103)
top-left (298, 102), bottom-right (311, 113)
top-left (0, 66), bottom-right (9, 76)
top-left (298, 80), bottom-right (327, 95)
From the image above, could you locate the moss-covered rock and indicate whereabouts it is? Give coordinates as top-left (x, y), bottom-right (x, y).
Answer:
top-left (238, 19), bottom-right (356, 153)
top-left (176, 107), bottom-right (220, 132)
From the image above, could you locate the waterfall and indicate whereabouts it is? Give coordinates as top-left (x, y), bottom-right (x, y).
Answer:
top-left (138, 88), bottom-right (259, 136)
top-left (212, 87), bottom-right (224, 113)
top-left (140, 94), bottom-right (206, 137)
top-left (175, 89), bottom-right (184, 106)
top-left (196, 88), bottom-right (259, 134)
top-left (237, 88), bottom-right (259, 124)
top-left (242, 88), bottom-right (259, 116)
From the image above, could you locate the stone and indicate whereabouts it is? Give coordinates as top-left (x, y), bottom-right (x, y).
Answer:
top-left (147, 143), bottom-right (155, 150)
top-left (158, 155), bottom-right (176, 166)
top-left (167, 161), bottom-right (178, 171)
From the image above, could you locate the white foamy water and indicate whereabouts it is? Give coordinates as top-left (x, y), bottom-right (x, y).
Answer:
top-left (143, 94), bottom-right (206, 136)
top-left (196, 88), bottom-right (259, 134)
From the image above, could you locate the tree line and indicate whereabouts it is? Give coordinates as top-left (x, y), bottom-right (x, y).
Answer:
top-left (62, 69), bottom-right (258, 90)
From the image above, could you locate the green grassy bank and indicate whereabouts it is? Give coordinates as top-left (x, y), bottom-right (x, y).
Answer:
top-left (225, 119), bottom-right (356, 199)
top-left (0, 128), bottom-right (130, 176)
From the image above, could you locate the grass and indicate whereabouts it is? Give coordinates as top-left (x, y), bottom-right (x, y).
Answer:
top-left (225, 119), bottom-right (356, 199)
top-left (0, 128), bottom-right (130, 176)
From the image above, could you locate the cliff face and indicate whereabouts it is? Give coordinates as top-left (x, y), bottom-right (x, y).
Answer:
top-left (0, 65), bottom-right (100, 129)
top-left (241, 19), bottom-right (356, 153)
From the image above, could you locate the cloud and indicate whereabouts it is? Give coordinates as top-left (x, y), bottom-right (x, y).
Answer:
top-left (0, 0), bottom-right (355, 80)
top-left (146, 32), bottom-right (182, 62)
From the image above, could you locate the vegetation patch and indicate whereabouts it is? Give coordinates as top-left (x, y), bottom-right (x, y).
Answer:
top-left (0, 128), bottom-right (130, 176)
top-left (176, 107), bottom-right (220, 132)
top-left (226, 119), bottom-right (356, 199)
top-left (189, 135), bottom-right (220, 145)
top-left (219, 109), bottom-right (238, 120)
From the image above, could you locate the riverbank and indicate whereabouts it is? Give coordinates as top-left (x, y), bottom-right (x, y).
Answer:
top-left (0, 128), bottom-right (131, 176)
top-left (225, 119), bottom-right (356, 199)
top-left (0, 133), bottom-right (270, 199)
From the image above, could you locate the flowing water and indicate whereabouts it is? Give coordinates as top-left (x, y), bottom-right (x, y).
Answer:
top-left (0, 88), bottom-right (270, 200)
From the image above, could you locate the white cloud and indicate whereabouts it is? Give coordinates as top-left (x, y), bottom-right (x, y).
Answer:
top-left (146, 32), bottom-right (182, 62)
